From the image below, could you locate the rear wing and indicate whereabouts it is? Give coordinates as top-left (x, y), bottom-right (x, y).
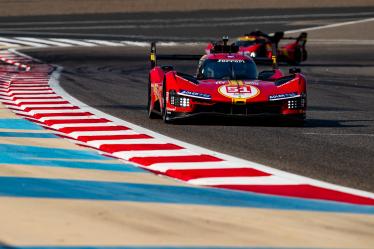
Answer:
top-left (150, 40), bottom-right (274, 69)
top-left (281, 32), bottom-right (308, 46)
top-left (150, 42), bottom-right (202, 69)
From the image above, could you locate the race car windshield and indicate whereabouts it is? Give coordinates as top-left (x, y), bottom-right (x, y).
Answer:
top-left (234, 40), bottom-right (257, 47)
top-left (197, 59), bottom-right (257, 80)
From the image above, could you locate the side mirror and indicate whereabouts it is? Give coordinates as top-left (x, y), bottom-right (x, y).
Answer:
top-left (161, 65), bottom-right (174, 72)
top-left (258, 70), bottom-right (275, 81)
top-left (289, 67), bottom-right (301, 74)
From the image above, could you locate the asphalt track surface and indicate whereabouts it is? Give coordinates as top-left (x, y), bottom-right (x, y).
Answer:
top-left (20, 7), bottom-right (374, 192)
top-left (1, 6), bottom-right (374, 41)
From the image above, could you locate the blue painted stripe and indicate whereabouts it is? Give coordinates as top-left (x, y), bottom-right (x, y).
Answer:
top-left (1, 159), bottom-right (143, 172)
top-left (0, 176), bottom-right (373, 214)
top-left (0, 143), bottom-right (115, 160)
top-left (0, 118), bottom-right (43, 130)
top-left (0, 143), bottom-right (143, 172)
top-left (0, 131), bottom-right (57, 138)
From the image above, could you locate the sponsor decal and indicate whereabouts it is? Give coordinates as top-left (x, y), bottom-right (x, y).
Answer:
top-left (215, 80), bottom-right (228, 85)
top-left (269, 92), bottom-right (299, 101)
top-left (179, 90), bottom-right (211, 99)
top-left (218, 84), bottom-right (260, 99)
top-left (217, 59), bottom-right (245, 63)
top-left (243, 80), bottom-right (260, 86)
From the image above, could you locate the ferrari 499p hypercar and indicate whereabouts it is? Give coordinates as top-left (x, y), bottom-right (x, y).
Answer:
top-left (148, 38), bottom-right (307, 124)
top-left (206, 31), bottom-right (307, 65)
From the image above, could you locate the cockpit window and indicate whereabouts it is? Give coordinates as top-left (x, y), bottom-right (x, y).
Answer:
top-left (197, 59), bottom-right (257, 80)
top-left (234, 40), bottom-right (257, 47)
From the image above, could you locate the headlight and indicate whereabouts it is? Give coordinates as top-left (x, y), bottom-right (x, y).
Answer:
top-left (170, 93), bottom-right (190, 107)
top-left (287, 96), bottom-right (306, 109)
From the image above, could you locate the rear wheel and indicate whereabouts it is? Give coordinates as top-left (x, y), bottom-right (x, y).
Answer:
top-left (147, 78), bottom-right (158, 119)
top-left (290, 46), bottom-right (302, 65)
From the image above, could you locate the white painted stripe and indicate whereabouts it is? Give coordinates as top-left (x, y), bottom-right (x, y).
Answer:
top-left (308, 39), bottom-right (374, 45)
top-left (14, 99), bottom-right (63, 104)
top-left (18, 104), bottom-right (73, 108)
top-left (0, 41), bottom-right (20, 47)
top-left (188, 176), bottom-right (301, 186)
top-left (121, 41), bottom-right (149, 47)
top-left (69, 130), bottom-right (138, 138)
top-left (286, 17), bottom-right (374, 34)
top-left (49, 38), bottom-right (97, 47)
top-left (304, 132), bottom-right (374, 137)
top-left (84, 39), bottom-right (124, 46)
top-left (13, 110), bottom-right (33, 116)
top-left (12, 94), bottom-right (59, 98)
top-left (9, 90), bottom-right (54, 94)
top-left (28, 109), bottom-right (83, 115)
top-left (9, 87), bottom-right (51, 90)
top-left (148, 161), bottom-right (250, 173)
top-left (15, 37), bottom-right (73, 47)
top-left (10, 84), bottom-right (49, 87)
top-left (3, 105), bottom-right (22, 110)
top-left (38, 115), bottom-right (97, 122)
top-left (0, 37), bottom-right (48, 48)
top-left (51, 122), bottom-right (117, 129)
top-left (87, 138), bottom-right (165, 147)
top-left (113, 149), bottom-right (202, 160)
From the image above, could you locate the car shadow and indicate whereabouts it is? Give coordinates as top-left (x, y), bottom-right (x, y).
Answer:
top-left (171, 116), bottom-right (369, 128)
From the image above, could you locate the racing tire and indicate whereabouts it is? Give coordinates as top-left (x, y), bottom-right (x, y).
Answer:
top-left (147, 77), bottom-right (158, 119)
top-left (161, 79), bottom-right (172, 123)
top-left (290, 46), bottom-right (302, 65)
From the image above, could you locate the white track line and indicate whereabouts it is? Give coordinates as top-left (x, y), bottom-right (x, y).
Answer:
top-left (188, 176), bottom-right (302, 186)
top-left (0, 37), bottom-right (48, 48)
top-left (49, 38), bottom-right (97, 47)
top-left (285, 17), bottom-right (374, 34)
top-left (15, 37), bottom-right (73, 47)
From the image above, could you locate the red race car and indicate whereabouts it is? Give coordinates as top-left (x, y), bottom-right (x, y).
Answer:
top-left (206, 31), bottom-right (307, 65)
top-left (148, 38), bottom-right (307, 124)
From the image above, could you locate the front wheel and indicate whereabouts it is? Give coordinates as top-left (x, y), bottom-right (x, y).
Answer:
top-left (161, 80), bottom-right (172, 123)
top-left (147, 78), bottom-right (158, 119)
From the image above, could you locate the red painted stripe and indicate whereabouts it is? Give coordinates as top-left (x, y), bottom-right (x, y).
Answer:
top-left (10, 84), bottom-right (49, 87)
top-left (8, 88), bottom-right (52, 91)
top-left (10, 92), bottom-right (56, 96)
top-left (130, 154), bottom-right (223, 166)
top-left (13, 96), bottom-right (62, 100)
top-left (34, 112), bottom-right (93, 118)
top-left (23, 106), bottom-right (79, 111)
top-left (78, 134), bottom-right (152, 142)
top-left (17, 101), bottom-right (70, 105)
top-left (44, 118), bottom-right (109, 125)
top-left (164, 168), bottom-right (271, 181)
top-left (58, 125), bottom-right (130, 133)
top-left (214, 184), bottom-right (374, 206)
top-left (1, 102), bottom-right (17, 106)
top-left (100, 143), bottom-right (183, 153)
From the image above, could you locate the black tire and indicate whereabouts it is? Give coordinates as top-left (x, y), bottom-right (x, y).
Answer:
top-left (161, 79), bottom-right (172, 123)
top-left (291, 46), bottom-right (302, 65)
top-left (147, 77), bottom-right (158, 119)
